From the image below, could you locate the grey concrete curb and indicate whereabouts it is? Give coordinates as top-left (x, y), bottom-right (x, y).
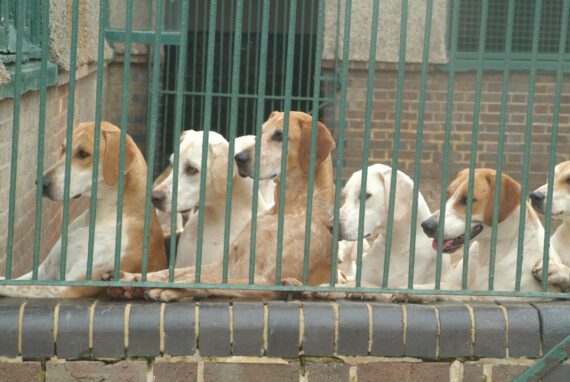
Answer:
top-left (0, 298), bottom-right (567, 360)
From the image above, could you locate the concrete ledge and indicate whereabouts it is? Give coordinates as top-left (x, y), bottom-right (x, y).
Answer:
top-left (0, 298), bottom-right (567, 361)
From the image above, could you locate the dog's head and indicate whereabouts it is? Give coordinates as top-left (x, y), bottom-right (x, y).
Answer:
top-left (338, 164), bottom-right (414, 241)
top-left (530, 161), bottom-right (570, 221)
top-left (42, 121), bottom-right (139, 200)
top-left (151, 130), bottom-right (229, 213)
top-left (234, 111), bottom-right (335, 180)
top-left (421, 168), bottom-right (521, 253)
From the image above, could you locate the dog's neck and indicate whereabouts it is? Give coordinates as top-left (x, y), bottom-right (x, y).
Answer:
top-left (476, 203), bottom-right (544, 264)
top-left (551, 219), bottom-right (570, 263)
top-left (272, 158), bottom-right (334, 216)
top-left (93, 158), bottom-right (149, 222)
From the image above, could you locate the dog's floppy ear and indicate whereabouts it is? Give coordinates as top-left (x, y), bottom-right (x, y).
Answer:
top-left (483, 171), bottom-right (521, 225)
top-left (209, 140), bottom-right (230, 196)
top-left (268, 110), bottom-right (281, 120)
top-left (379, 168), bottom-right (414, 223)
top-left (102, 130), bottom-right (138, 186)
top-left (298, 116), bottom-right (335, 174)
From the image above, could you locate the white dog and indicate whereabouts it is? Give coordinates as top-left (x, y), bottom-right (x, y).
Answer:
top-left (151, 131), bottom-right (272, 268)
top-left (530, 160), bottom-right (570, 267)
top-left (338, 164), bottom-right (448, 287)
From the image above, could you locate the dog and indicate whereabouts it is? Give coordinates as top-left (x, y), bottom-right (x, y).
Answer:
top-left (337, 164), bottom-right (449, 287)
top-left (418, 168), bottom-right (568, 296)
top-left (0, 122), bottom-right (167, 298)
top-left (105, 111), bottom-right (336, 301)
top-left (151, 130), bottom-right (272, 268)
top-left (530, 160), bottom-right (570, 267)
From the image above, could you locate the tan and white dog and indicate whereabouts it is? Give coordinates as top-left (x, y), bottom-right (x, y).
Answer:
top-left (338, 164), bottom-right (448, 287)
top-left (0, 122), bottom-right (167, 298)
top-left (151, 130), bottom-right (272, 268)
top-left (420, 168), bottom-right (567, 294)
top-left (105, 111), bottom-right (336, 301)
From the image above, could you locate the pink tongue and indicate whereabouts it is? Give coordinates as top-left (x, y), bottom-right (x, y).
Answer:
top-left (432, 239), bottom-right (454, 251)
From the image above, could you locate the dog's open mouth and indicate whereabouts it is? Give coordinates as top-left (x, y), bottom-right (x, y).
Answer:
top-left (432, 224), bottom-right (484, 253)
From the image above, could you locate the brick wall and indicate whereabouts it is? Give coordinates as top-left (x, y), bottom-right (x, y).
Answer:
top-left (335, 62), bottom-right (570, 209)
top-left (1, 299), bottom-right (569, 381)
top-left (0, 67), bottom-right (103, 277)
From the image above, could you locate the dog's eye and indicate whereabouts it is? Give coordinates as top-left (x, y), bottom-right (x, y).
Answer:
top-left (460, 197), bottom-right (468, 206)
top-left (77, 149), bottom-right (90, 159)
top-left (185, 165), bottom-right (199, 176)
top-left (271, 131), bottom-right (283, 142)
top-left (565, 177), bottom-right (570, 184)
top-left (366, 193), bottom-right (372, 200)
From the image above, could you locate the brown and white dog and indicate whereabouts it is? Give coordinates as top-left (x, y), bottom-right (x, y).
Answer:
top-left (0, 122), bottom-right (167, 298)
top-left (105, 111), bottom-right (336, 301)
top-left (419, 168), bottom-right (567, 295)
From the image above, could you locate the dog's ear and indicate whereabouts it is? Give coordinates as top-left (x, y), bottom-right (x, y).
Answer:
top-left (209, 140), bottom-right (230, 196)
top-left (483, 172), bottom-right (521, 225)
top-left (268, 110), bottom-right (281, 120)
top-left (102, 130), bottom-right (138, 186)
top-left (298, 117), bottom-right (335, 174)
top-left (379, 168), bottom-right (414, 223)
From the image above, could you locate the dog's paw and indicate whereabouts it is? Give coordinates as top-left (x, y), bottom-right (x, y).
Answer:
top-left (144, 288), bottom-right (184, 302)
top-left (533, 260), bottom-right (570, 291)
top-left (281, 277), bottom-right (303, 287)
top-left (102, 271), bottom-right (145, 299)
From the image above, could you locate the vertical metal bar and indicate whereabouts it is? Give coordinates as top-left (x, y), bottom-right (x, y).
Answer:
top-left (305, 0), bottom-right (316, 112)
top-left (270, 0), bottom-right (279, 111)
top-left (243, 0), bottom-right (254, 135)
top-left (461, 0), bottom-right (488, 289)
top-left (112, 0), bottom-right (135, 280)
top-left (31, 0), bottom-right (51, 279)
top-left (248, 0), bottom-right (270, 285)
top-left (407, 0), bottom-right (433, 288)
top-left (59, 0), bottom-right (81, 280)
top-left (279, 0), bottom-right (289, 111)
top-left (541, 0), bottom-right (569, 291)
top-left (489, 0), bottom-right (515, 290)
top-left (140, 0), bottom-right (164, 282)
top-left (216, 0), bottom-right (225, 129)
top-left (330, 0), bottom-right (352, 286)
top-left (224, 0), bottom-right (236, 133)
top-left (189, 0), bottom-right (200, 138)
top-left (383, 0), bottom-right (408, 288)
top-left (222, 0), bottom-right (244, 284)
top-left (515, 0), bottom-right (543, 292)
top-left (275, 0), bottom-right (298, 284)
top-left (354, 0), bottom-right (380, 287)
top-left (301, 0), bottom-right (325, 286)
top-left (199, 2), bottom-right (209, 130)
top-left (251, 0), bottom-right (263, 128)
top-left (85, 0), bottom-right (108, 281)
top-left (5, 1), bottom-right (25, 279)
top-left (168, 0), bottom-right (190, 281)
top-left (434, 0), bottom-right (460, 289)
top-left (297, 0), bottom-right (307, 107)
top-left (194, 0), bottom-right (218, 283)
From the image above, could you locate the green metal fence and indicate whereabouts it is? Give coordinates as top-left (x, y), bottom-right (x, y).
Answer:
top-left (2, 0), bottom-right (570, 377)
top-left (1, 0), bottom-right (570, 307)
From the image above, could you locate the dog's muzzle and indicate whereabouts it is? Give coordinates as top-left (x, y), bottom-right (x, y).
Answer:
top-left (234, 150), bottom-right (250, 178)
top-left (529, 191), bottom-right (546, 213)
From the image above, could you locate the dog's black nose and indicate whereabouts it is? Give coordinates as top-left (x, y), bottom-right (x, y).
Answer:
top-left (530, 191), bottom-right (545, 204)
top-left (421, 218), bottom-right (438, 237)
top-left (234, 150), bottom-right (249, 165)
top-left (151, 190), bottom-right (165, 206)
top-left (42, 177), bottom-right (51, 195)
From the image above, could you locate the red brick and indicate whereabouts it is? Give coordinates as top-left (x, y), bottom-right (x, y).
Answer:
top-left (0, 362), bottom-right (41, 382)
top-left (153, 361), bottom-right (198, 382)
top-left (203, 362), bottom-right (299, 382)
